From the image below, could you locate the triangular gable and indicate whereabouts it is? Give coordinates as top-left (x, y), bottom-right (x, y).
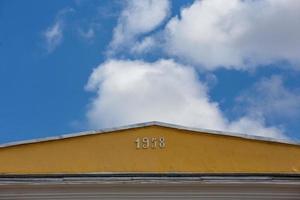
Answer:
top-left (0, 122), bottom-right (299, 174)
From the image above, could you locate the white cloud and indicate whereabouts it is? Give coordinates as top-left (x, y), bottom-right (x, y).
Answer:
top-left (81, 0), bottom-right (294, 140)
top-left (228, 117), bottom-right (283, 139)
top-left (85, 59), bottom-right (286, 139)
top-left (43, 8), bottom-right (74, 53)
top-left (130, 36), bottom-right (156, 54)
top-left (109, 0), bottom-right (170, 53)
top-left (85, 59), bottom-right (226, 130)
top-left (163, 0), bottom-right (300, 70)
top-left (78, 27), bottom-right (95, 40)
top-left (237, 75), bottom-right (300, 120)
top-left (44, 21), bottom-right (63, 52)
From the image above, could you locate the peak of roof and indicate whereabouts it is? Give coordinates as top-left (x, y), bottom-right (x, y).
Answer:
top-left (0, 121), bottom-right (299, 148)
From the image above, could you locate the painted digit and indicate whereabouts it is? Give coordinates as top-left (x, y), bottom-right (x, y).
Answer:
top-left (135, 137), bottom-right (141, 149)
top-left (159, 137), bottom-right (166, 148)
top-left (142, 137), bottom-right (150, 149)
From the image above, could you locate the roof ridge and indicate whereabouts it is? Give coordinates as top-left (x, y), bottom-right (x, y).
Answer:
top-left (0, 121), bottom-right (299, 148)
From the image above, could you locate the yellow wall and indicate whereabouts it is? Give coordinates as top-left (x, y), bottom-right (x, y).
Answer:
top-left (0, 125), bottom-right (300, 174)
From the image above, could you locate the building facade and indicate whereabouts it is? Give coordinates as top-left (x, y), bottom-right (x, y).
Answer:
top-left (0, 122), bottom-right (300, 199)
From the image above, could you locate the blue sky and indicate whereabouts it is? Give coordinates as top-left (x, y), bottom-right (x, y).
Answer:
top-left (1, 0), bottom-right (300, 144)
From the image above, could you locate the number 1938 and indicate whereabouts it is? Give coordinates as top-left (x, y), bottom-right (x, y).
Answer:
top-left (135, 137), bottom-right (166, 149)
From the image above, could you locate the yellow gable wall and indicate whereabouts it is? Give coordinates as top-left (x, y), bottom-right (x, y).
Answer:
top-left (0, 125), bottom-right (300, 174)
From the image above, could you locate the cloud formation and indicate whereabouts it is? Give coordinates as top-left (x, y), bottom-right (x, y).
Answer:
top-left (237, 75), bottom-right (300, 121)
top-left (82, 0), bottom-right (300, 140)
top-left (44, 21), bottom-right (63, 53)
top-left (78, 27), bottom-right (95, 41)
top-left (43, 8), bottom-right (74, 53)
top-left (109, 0), bottom-right (170, 53)
top-left (163, 0), bottom-right (300, 70)
top-left (85, 59), bottom-right (285, 139)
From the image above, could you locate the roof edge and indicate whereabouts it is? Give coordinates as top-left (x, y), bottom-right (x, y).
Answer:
top-left (0, 121), bottom-right (299, 148)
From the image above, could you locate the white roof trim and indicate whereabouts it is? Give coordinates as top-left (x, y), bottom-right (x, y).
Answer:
top-left (0, 121), bottom-right (299, 148)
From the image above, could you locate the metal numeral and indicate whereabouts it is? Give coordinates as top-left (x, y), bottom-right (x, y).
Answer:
top-left (135, 137), bottom-right (166, 149)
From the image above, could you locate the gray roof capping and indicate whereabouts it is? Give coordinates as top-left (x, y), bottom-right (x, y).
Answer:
top-left (0, 121), bottom-right (299, 148)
